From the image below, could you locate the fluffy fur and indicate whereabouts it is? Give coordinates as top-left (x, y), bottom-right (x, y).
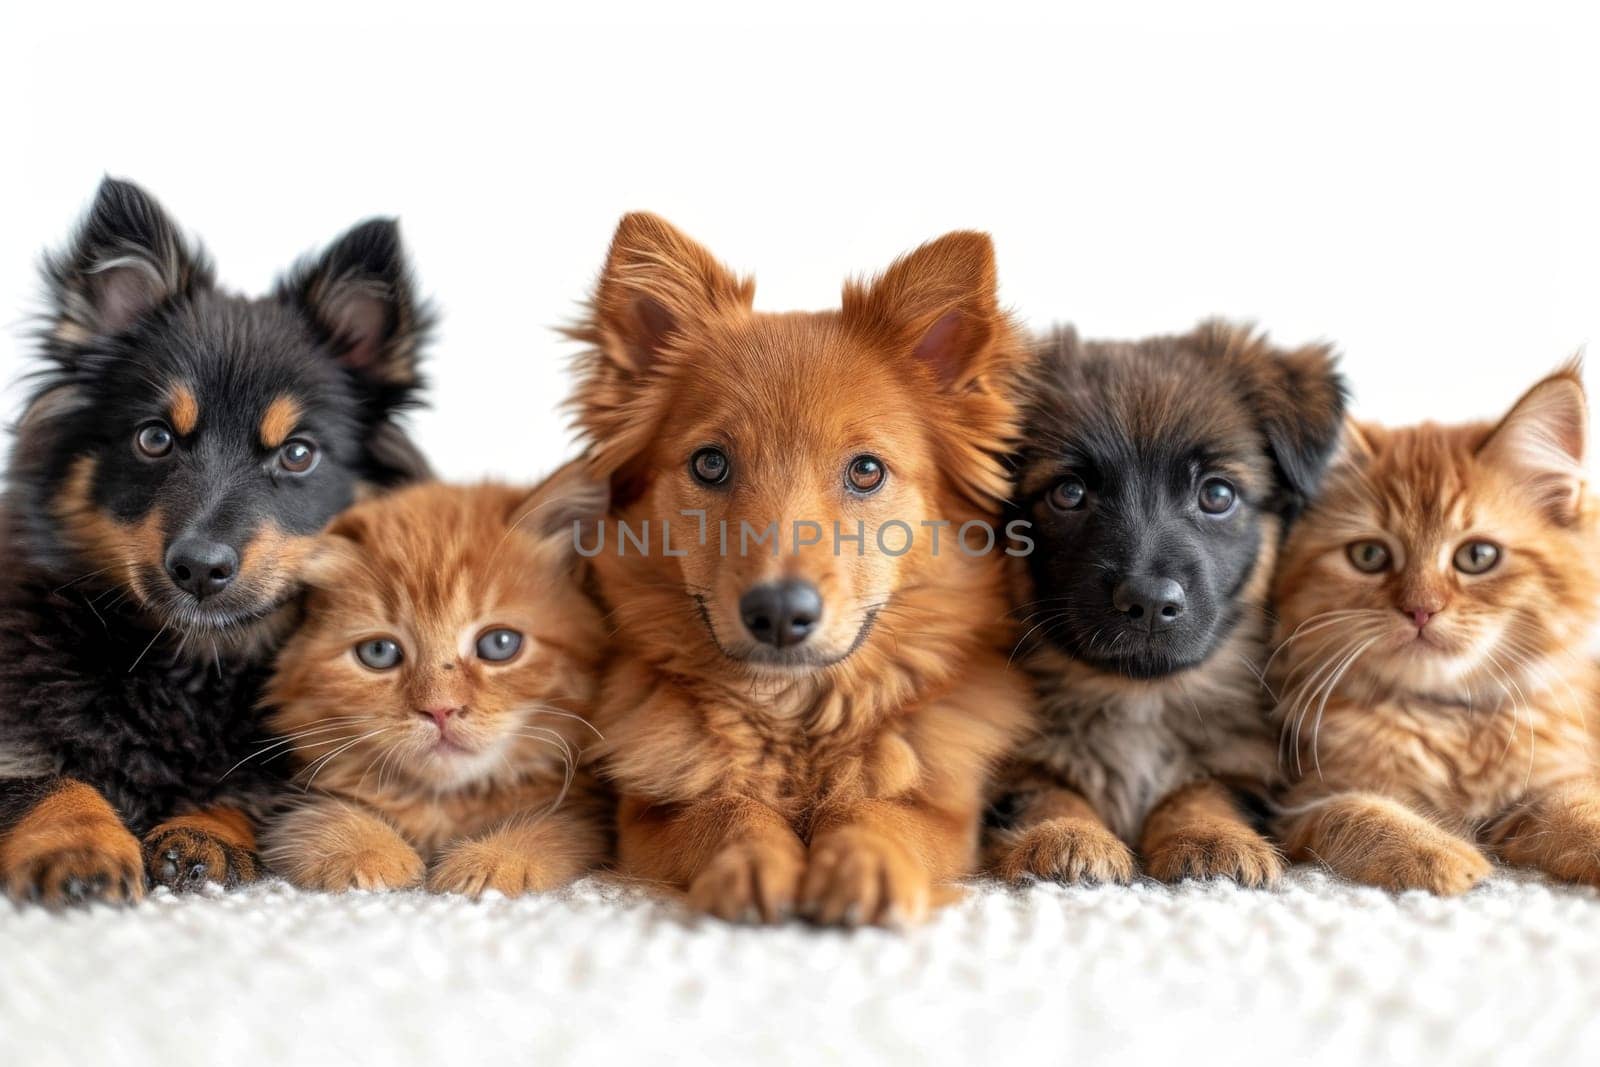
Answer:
top-left (991, 323), bottom-right (1346, 886)
top-left (260, 473), bottom-right (610, 897)
top-left (1270, 365), bottom-right (1600, 894)
top-left (566, 214), bottom-right (1032, 926)
top-left (0, 179), bottom-right (431, 906)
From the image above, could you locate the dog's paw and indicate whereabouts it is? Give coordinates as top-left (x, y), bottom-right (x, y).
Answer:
top-left (291, 843), bottom-right (425, 893)
top-left (687, 838), bottom-right (806, 924)
top-left (142, 826), bottom-right (261, 892)
top-left (3, 826), bottom-right (144, 908)
top-left (993, 817), bottom-right (1136, 885)
top-left (427, 841), bottom-right (566, 899)
top-left (1145, 823), bottom-right (1284, 888)
top-left (799, 828), bottom-right (932, 928)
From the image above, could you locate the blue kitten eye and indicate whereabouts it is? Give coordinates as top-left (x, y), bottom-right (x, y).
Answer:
top-left (355, 637), bottom-right (403, 670)
top-left (1453, 540), bottom-right (1500, 575)
top-left (475, 628), bottom-right (524, 662)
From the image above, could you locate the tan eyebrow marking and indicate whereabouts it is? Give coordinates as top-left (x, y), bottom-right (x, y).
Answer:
top-left (259, 396), bottom-right (303, 450)
top-left (168, 384), bottom-right (199, 436)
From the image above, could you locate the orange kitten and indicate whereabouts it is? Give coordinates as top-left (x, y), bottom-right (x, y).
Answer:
top-left (260, 468), bottom-right (610, 897)
top-left (1269, 365), bottom-right (1600, 894)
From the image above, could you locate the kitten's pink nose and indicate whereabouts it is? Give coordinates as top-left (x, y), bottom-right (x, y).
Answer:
top-left (419, 706), bottom-right (460, 731)
top-left (1408, 609), bottom-right (1433, 629)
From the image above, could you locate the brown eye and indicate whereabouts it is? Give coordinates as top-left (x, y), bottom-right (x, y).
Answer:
top-left (690, 447), bottom-right (729, 487)
top-left (1347, 540), bottom-right (1391, 573)
top-left (278, 438), bottom-right (318, 474)
top-left (1048, 476), bottom-right (1087, 512)
top-left (1454, 540), bottom-right (1500, 575)
top-left (1198, 478), bottom-right (1236, 515)
top-left (135, 422), bottom-right (174, 458)
top-left (845, 455), bottom-right (886, 494)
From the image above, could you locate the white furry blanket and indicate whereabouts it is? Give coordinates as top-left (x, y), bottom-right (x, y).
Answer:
top-left (5, 870), bottom-right (1598, 1066)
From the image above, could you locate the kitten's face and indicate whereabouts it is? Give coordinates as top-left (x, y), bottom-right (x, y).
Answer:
top-left (268, 476), bottom-right (604, 792)
top-left (1273, 371), bottom-right (1595, 701)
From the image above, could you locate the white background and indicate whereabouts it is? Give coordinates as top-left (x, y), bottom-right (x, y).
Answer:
top-left (1, 2), bottom-right (1595, 482)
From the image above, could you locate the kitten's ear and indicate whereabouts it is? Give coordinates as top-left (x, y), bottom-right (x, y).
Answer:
top-left (1478, 363), bottom-right (1588, 523)
top-left (301, 529), bottom-right (365, 590)
top-left (509, 461), bottom-right (610, 555)
top-left (586, 212), bottom-right (754, 375)
top-left (277, 218), bottom-right (431, 388)
top-left (1196, 320), bottom-right (1348, 515)
top-left (44, 178), bottom-right (213, 347)
top-left (841, 231), bottom-right (1016, 390)
top-left (1333, 417), bottom-right (1378, 466)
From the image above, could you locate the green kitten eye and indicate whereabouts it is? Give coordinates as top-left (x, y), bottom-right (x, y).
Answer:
top-left (475, 628), bottom-right (523, 662)
top-left (1453, 540), bottom-right (1501, 575)
top-left (355, 637), bottom-right (403, 671)
top-left (1347, 540), bottom-right (1391, 573)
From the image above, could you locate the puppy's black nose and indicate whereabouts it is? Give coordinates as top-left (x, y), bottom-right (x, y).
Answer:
top-left (165, 537), bottom-right (239, 600)
top-left (739, 580), bottom-right (823, 648)
top-left (1113, 576), bottom-right (1186, 631)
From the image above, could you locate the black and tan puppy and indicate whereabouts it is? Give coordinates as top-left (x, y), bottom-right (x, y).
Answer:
top-left (989, 321), bottom-right (1345, 886)
top-left (0, 179), bottom-right (432, 906)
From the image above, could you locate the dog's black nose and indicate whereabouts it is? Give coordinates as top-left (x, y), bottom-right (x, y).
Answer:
top-left (1113, 576), bottom-right (1186, 631)
top-left (739, 580), bottom-right (823, 648)
top-left (165, 536), bottom-right (239, 600)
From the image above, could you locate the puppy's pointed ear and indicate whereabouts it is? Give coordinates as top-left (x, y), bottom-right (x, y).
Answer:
top-left (278, 218), bottom-right (432, 388)
top-left (585, 212), bottom-right (754, 374)
top-left (1196, 320), bottom-right (1348, 515)
top-left (508, 461), bottom-right (610, 557)
top-left (842, 231), bottom-right (1013, 390)
top-left (45, 178), bottom-right (213, 346)
top-left (1478, 362), bottom-right (1587, 524)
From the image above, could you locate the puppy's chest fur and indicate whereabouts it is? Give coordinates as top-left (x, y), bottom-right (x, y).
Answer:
top-left (0, 579), bottom-right (281, 832)
top-left (600, 666), bottom-right (945, 824)
top-left (1018, 630), bottom-right (1278, 842)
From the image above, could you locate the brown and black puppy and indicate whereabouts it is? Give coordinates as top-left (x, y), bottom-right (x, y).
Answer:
top-left (989, 321), bottom-right (1345, 886)
top-left (0, 178), bottom-right (432, 906)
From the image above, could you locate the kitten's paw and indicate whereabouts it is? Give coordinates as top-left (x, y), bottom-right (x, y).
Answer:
top-left (1495, 792), bottom-right (1600, 886)
top-left (2, 831), bottom-right (145, 908)
top-left (992, 817), bottom-right (1136, 885)
top-left (293, 844), bottom-right (425, 893)
top-left (1357, 834), bottom-right (1492, 895)
top-left (427, 842), bottom-right (568, 898)
top-left (1145, 824), bottom-right (1284, 888)
top-left (687, 838), bottom-right (805, 924)
top-left (799, 828), bottom-right (933, 928)
top-left (142, 826), bottom-right (261, 892)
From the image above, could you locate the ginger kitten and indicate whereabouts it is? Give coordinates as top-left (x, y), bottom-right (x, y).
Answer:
top-left (1269, 365), bottom-right (1600, 894)
top-left (261, 468), bottom-right (609, 896)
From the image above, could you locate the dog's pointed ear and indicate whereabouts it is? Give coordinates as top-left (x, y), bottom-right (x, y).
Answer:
top-left (278, 218), bottom-right (431, 388)
top-left (45, 178), bottom-right (213, 346)
top-left (1478, 361), bottom-right (1587, 524)
top-left (587, 212), bottom-right (754, 374)
top-left (508, 461), bottom-right (610, 558)
top-left (1195, 321), bottom-right (1348, 515)
top-left (842, 231), bottom-right (1012, 390)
